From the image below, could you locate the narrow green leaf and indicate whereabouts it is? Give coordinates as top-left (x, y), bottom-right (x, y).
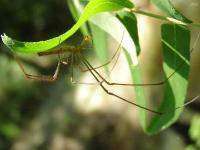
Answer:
top-left (1, 0), bottom-right (134, 53)
top-left (189, 115), bottom-right (200, 147)
top-left (151, 0), bottom-right (192, 23)
top-left (67, 0), bottom-right (90, 35)
top-left (89, 23), bottom-right (108, 67)
top-left (87, 12), bottom-right (138, 66)
top-left (116, 11), bottom-right (141, 55)
top-left (124, 49), bottom-right (147, 130)
top-left (117, 11), bottom-right (146, 129)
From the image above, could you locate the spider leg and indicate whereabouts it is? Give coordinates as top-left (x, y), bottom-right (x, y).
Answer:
top-left (78, 53), bottom-right (162, 115)
top-left (13, 52), bottom-right (60, 81)
top-left (70, 53), bottom-right (102, 85)
top-left (80, 30), bottom-right (200, 87)
top-left (80, 32), bottom-right (124, 73)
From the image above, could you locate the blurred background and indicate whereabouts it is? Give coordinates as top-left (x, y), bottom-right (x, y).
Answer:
top-left (0, 0), bottom-right (200, 150)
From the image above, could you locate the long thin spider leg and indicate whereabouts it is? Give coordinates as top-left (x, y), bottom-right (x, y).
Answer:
top-left (70, 53), bottom-right (75, 83)
top-left (81, 30), bottom-right (200, 87)
top-left (190, 31), bottom-right (200, 53)
top-left (81, 52), bottom-right (189, 86)
top-left (77, 54), bottom-right (162, 115)
top-left (37, 46), bottom-right (184, 86)
top-left (57, 53), bottom-right (69, 65)
top-left (79, 54), bottom-right (200, 114)
top-left (162, 95), bottom-right (200, 114)
top-left (107, 46), bottom-right (122, 78)
top-left (41, 30), bottom-right (200, 86)
top-left (70, 54), bottom-right (102, 85)
top-left (81, 54), bottom-right (164, 86)
top-left (80, 54), bottom-right (200, 113)
top-left (38, 34), bottom-right (122, 76)
top-left (13, 52), bottom-right (60, 81)
top-left (78, 42), bottom-right (122, 85)
top-left (78, 45), bottom-right (121, 80)
top-left (80, 35), bottom-right (92, 49)
top-left (80, 32), bottom-right (124, 72)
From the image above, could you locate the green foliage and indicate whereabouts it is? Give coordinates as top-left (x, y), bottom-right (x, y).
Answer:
top-left (186, 115), bottom-right (200, 150)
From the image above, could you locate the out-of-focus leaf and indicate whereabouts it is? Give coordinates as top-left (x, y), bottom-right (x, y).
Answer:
top-left (124, 50), bottom-right (147, 129)
top-left (151, 0), bottom-right (192, 23)
top-left (89, 23), bottom-right (108, 67)
top-left (116, 11), bottom-right (140, 55)
top-left (1, 0), bottom-right (134, 53)
top-left (67, 0), bottom-right (89, 35)
top-left (189, 115), bottom-right (200, 147)
top-left (89, 13), bottom-right (138, 65)
top-left (119, 10), bottom-right (146, 129)
top-left (185, 145), bottom-right (197, 150)
top-left (0, 123), bottom-right (19, 139)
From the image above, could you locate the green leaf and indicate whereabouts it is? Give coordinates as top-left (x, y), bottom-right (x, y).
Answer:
top-left (124, 50), bottom-right (147, 129)
top-left (185, 145), bottom-right (197, 150)
top-left (89, 23), bottom-right (108, 67)
top-left (0, 123), bottom-right (19, 139)
top-left (67, 0), bottom-right (90, 35)
top-left (1, 0), bottom-right (134, 53)
top-left (93, 13), bottom-right (139, 62)
top-left (151, 0), bottom-right (192, 23)
top-left (116, 11), bottom-right (140, 55)
top-left (126, 24), bottom-right (190, 134)
top-left (189, 115), bottom-right (200, 147)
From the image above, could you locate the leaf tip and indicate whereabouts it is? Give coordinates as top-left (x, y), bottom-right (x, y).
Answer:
top-left (1, 33), bottom-right (13, 49)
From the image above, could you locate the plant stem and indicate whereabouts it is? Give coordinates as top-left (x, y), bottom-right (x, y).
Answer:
top-left (130, 8), bottom-right (200, 27)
